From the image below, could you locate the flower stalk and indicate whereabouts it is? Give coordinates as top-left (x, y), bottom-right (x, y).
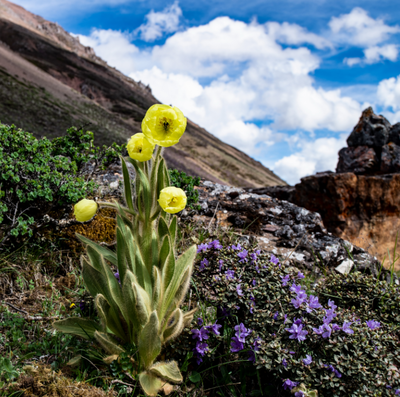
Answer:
top-left (53, 105), bottom-right (195, 396)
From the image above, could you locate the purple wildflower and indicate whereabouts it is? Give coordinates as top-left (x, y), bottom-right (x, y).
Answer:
top-left (395, 389), bottom-right (400, 395)
top-left (250, 252), bottom-right (257, 261)
top-left (225, 269), bottom-right (235, 280)
top-left (322, 324), bottom-right (332, 338)
top-left (295, 392), bottom-right (305, 397)
top-left (312, 325), bottom-right (325, 335)
top-left (235, 323), bottom-right (251, 342)
top-left (327, 365), bottom-right (342, 378)
top-left (114, 272), bottom-right (120, 284)
top-left (252, 279), bottom-right (256, 286)
top-left (199, 258), bottom-right (209, 271)
top-left (273, 311), bottom-right (279, 320)
top-left (285, 322), bottom-right (308, 342)
top-left (231, 243), bottom-right (242, 250)
top-left (290, 283), bottom-right (303, 294)
top-left (238, 249), bottom-right (248, 262)
top-left (291, 295), bottom-right (306, 309)
top-left (282, 358), bottom-right (288, 368)
top-left (255, 249), bottom-right (261, 255)
top-left (270, 254), bottom-right (279, 265)
top-left (230, 336), bottom-right (244, 352)
top-left (218, 259), bottom-right (224, 271)
top-left (197, 318), bottom-right (203, 326)
top-left (197, 243), bottom-right (209, 253)
top-left (331, 323), bottom-right (341, 331)
top-left (79, 300), bottom-right (85, 311)
top-left (281, 275), bottom-right (290, 286)
top-left (248, 350), bottom-right (256, 363)
top-left (207, 321), bottom-right (222, 336)
top-left (282, 379), bottom-right (299, 391)
top-left (191, 327), bottom-right (209, 341)
top-left (194, 341), bottom-right (208, 354)
top-left (303, 354), bottom-right (312, 365)
top-left (366, 320), bottom-right (381, 330)
top-left (328, 299), bottom-right (337, 311)
top-left (236, 284), bottom-right (243, 296)
top-left (297, 271), bottom-right (305, 279)
top-left (284, 314), bottom-right (288, 324)
top-left (210, 239), bottom-right (223, 249)
top-left (306, 295), bottom-right (322, 313)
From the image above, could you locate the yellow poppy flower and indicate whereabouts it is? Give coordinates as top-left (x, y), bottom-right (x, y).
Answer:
top-left (127, 133), bottom-right (155, 162)
top-left (158, 187), bottom-right (187, 214)
top-left (142, 104), bottom-right (187, 147)
top-left (74, 199), bottom-right (98, 222)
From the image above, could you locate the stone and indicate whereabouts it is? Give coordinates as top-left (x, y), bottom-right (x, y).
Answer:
top-left (336, 146), bottom-right (378, 174)
top-left (347, 107), bottom-right (391, 148)
top-left (380, 143), bottom-right (400, 173)
top-left (335, 259), bottom-right (353, 275)
top-left (388, 122), bottom-right (400, 145)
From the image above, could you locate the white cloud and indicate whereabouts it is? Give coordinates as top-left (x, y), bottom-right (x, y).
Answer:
top-left (364, 44), bottom-right (398, 63)
top-left (78, 15), bottom-right (366, 183)
top-left (377, 75), bottom-right (400, 111)
top-left (272, 135), bottom-right (347, 185)
top-left (135, 1), bottom-right (182, 42)
top-left (329, 7), bottom-right (400, 47)
top-left (345, 44), bottom-right (398, 66)
top-left (264, 21), bottom-right (332, 50)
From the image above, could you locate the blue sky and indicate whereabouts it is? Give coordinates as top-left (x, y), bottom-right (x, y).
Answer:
top-left (11, 0), bottom-right (400, 184)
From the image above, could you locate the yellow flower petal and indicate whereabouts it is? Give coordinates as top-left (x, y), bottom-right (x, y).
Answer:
top-left (73, 199), bottom-right (98, 222)
top-left (158, 187), bottom-right (187, 214)
top-left (127, 133), bottom-right (155, 162)
top-left (142, 104), bottom-right (187, 147)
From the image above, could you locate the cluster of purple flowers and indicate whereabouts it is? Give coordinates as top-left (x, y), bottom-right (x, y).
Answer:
top-left (285, 318), bottom-right (308, 342)
top-left (289, 282), bottom-right (323, 313)
top-left (366, 319), bottom-right (381, 330)
top-left (191, 319), bottom-right (222, 364)
top-left (197, 239), bottom-right (223, 254)
top-left (312, 299), bottom-right (355, 338)
top-left (325, 364), bottom-right (342, 378)
top-left (230, 323), bottom-right (252, 353)
top-left (282, 379), bottom-right (298, 391)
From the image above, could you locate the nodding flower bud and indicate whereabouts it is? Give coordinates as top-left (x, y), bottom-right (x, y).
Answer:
top-left (73, 199), bottom-right (98, 222)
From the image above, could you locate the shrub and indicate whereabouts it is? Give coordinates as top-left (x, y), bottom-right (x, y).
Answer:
top-left (0, 124), bottom-right (123, 247)
top-left (169, 169), bottom-right (201, 210)
top-left (188, 241), bottom-right (400, 396)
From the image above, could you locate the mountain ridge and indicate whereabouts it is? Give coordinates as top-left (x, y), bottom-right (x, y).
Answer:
top-left (0, 0), bottom-right (287, 187)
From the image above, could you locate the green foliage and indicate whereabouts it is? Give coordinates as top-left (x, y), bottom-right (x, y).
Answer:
top-left (0, 123), bottom-right (123, 246)
top-left (0, 357), bottom-right (19, 382)
top-left (169, 169), bottom-right (201, 210)
top-left (190, 244), bottom-right (400, 396)
top-left (53, 152), bottom-right (197, 396)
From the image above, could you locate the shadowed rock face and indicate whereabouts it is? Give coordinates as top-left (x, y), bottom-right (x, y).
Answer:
top-left (0, 0), bottom-right (286, 188)
top-left (246, 108), bottom-right (400, 268)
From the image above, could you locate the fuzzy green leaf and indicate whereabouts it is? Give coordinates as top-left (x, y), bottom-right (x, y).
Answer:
top-left (52, 317), bottom-right (101, 340)
top-left (150, 360), bottom-right (183, 383)
top-left (138, 371), bottom-right (164, 397)
top-left (138, 311), bottom-right (162, 370)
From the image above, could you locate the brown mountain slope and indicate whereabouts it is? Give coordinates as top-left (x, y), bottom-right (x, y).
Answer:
top-left (0, 0), bottom-right (286, 187)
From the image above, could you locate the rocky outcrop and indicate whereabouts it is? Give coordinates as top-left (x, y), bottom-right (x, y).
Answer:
top-left (188, 181), bottom-right (396, 281)
top-left (336, 107), bottom-right (400, 174)
top-left (249, 108), bottom-right (400, 269)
